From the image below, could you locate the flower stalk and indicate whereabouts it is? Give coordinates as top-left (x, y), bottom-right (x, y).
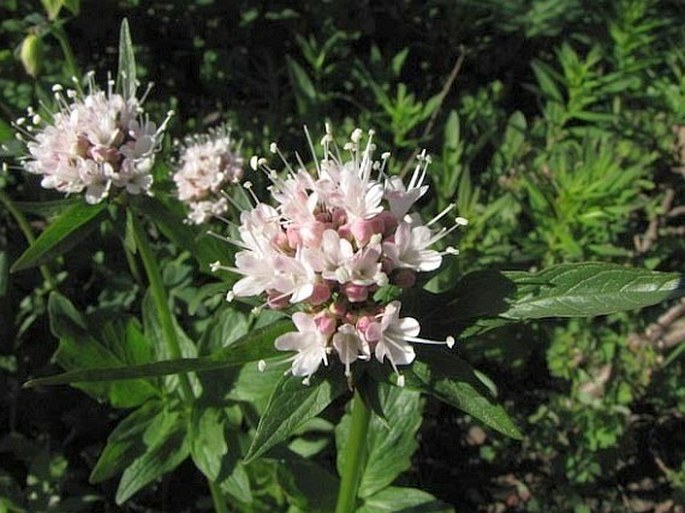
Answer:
top-left (129, 213), bottom-right (194, 402)
top-left (131, 212), bottom-right (229, 513)
top-left (335, 391), bottom-right (372, 513)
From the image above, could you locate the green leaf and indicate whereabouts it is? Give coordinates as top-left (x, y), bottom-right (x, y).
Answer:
top-left (40, 0), bottom-right (63, 19)
top-left (336, 384), bottom-right (422, 498)
top-left (404, 351), bottom-right (522, 439)
top-left (286, 55), bottom-right (317, 101)
top-left (244, 368), bottom-right (348, 463)
top-left (90, 400), bottom-right (162, 483)
top-left (0, 117), bottom-right (15, 142)
top-left (531, 60), bottom-right (563, 102)
top-left (357, 486), bottom-right (454, 513)
top-left (13, 198), bottom-right (81, 218)
top-left (116, 19), bottom-right (137, 100)
top-left (276, 456), bottom-right (339, 513)
top-left (10, 201), bottom-right (107, 273)
top-left (115, 406), bottom-right (190, 504)
top-left (141, 289), bottom-right (200, 395)
top-left (25, 320), bottom-right (291, 387)
top-left (62, 0), bottom-right (79, 15)
top-left (48, 293), bottom-right (158, 408)
top-left (132, 196), bottom-right (229, 276)
top-left (221, 460), bottom-right (253, 504)
top-left (502, 263), bottom-right (685, 319)
top-left (189, 406), bottom-right (229, 482)
top-left (124, 209), bottom-right (136, 254)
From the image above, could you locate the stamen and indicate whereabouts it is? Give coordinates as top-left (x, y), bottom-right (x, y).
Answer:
top-left (427, 203), bottom-right (455, 226)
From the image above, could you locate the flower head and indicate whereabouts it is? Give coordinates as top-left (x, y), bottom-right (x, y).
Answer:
top-left (213, 127), bottom-right (464, 383)
top-left (15, 73), bottom-right (171, 204)
top-left (173, 125), bottom-right (244, 224)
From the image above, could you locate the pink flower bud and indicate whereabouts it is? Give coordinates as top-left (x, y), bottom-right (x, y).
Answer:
top-left (337, 223), bottom-right (353, 240)
top-left (286, 226), bottom-right (302, 248)
top-left (309, 282), bottom-right (331, 306)
top-left (376, 211), bottom-right (398, 236)
top-left (332, 208), bottom-right (347, 227)
top-left (356, 315), bottom-right (375, 336)
top-left (363, 320), bottom-right (383, 342)
top-left (351, 218), bottom-right (378, 246)
top-left (314, 313), bottom-right (337, 336)
top-left (343, 283), bottom-right (368, 303)
top-left (273, 231), bottom-right (289, 251)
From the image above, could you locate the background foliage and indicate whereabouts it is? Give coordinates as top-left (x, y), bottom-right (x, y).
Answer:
top-left (1, 0), bottom-right (684, 511)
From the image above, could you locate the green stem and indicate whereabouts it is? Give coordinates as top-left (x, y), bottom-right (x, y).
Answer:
top-left (131, 212), bottom-right (230, 513)
top-left (122, 239), bottom-right (144, 287)
top-left (0, 189), bottom-right (56, 289)
top-left (129, 213), bottom-right (194, 402)
top-left (335, 391), bottom-right (372, 513)
top-left (50, 25), bottom-right (79, 79)
top-left (208, 479), bottom-right (229, 513)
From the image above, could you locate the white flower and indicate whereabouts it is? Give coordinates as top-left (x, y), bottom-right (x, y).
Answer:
top-left (383, 222), bottom-right (443, 272)
top-left (275, 312), bottom-right (329, 380)
top-left (173, 125), bottom-right (244, 224)
top-left (332, 324), bottom-right (370, 376)
top-left (18, 74), bottom-right (170, 203)
top-left (218, 127), bottom-right (463, 381)
top-left (369, 301), bottom-right (419, 371)
top-left (232, 251), bottom-right (278, 297)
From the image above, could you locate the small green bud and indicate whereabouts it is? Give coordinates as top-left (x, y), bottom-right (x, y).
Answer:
top-left (20, 34), bottom-right (43, 78)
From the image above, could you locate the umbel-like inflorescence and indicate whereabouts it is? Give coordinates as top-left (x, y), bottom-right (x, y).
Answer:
top-left (173, 126), bottom-right (244, 225)
top-left (15, 72), bottom-right (171, 204)
top-left (212, 126), bottom-right (466, 385)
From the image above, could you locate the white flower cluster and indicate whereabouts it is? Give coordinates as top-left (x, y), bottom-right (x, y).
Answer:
top-left (213, 127), bottom-right (466, 384)
top-left (173, 126), bottom-right (244, 224)
top-left (16, 73), bottom-right (171, 204)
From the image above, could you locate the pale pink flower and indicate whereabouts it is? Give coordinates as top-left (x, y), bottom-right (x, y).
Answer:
top-left (275, 312), bottom-right (329, 380)
top-left (173, 126), bottom-right (244, 224)
top-left (383, 222), bottom-right (443, 272)
top-left (368, 300), bottom-right (419, 371)
top-left (332, 324), bottom-right (370, 377)
top-left (18, 74), bottom-right (170, 204)
top-left (211, 127), bottom-right (465, 382)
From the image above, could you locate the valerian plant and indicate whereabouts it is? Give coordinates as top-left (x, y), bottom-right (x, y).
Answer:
top-left (4, 17), bottom-right (685, 513)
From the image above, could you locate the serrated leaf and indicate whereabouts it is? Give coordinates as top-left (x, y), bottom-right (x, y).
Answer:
top-left (25, 320), bottom-right (291, 387)
top-left (357, 486), bottom-right (454, 513)
top-left (336, 384), bottom-right (422, 498)
top-left (502, 262), bottom-right (684, 319)
top-left (404, 350), bottom-right (522, 439)
top-left (115, 407), bottom-right (189, 504)
top-left (116, 19), bottom-right (137, 100)
top-left (220, 460), bottom-right (252, 504)
top-left (48, 292), bottom-right (158, 408)
top-left (189, 406), bottom-right (229, 482)
top-left (10, 201), bottom-right (107, 273)
top-left (141, 289), bottom-right (200, 395)
top-left (244, 368), bottom-right (348, 463)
